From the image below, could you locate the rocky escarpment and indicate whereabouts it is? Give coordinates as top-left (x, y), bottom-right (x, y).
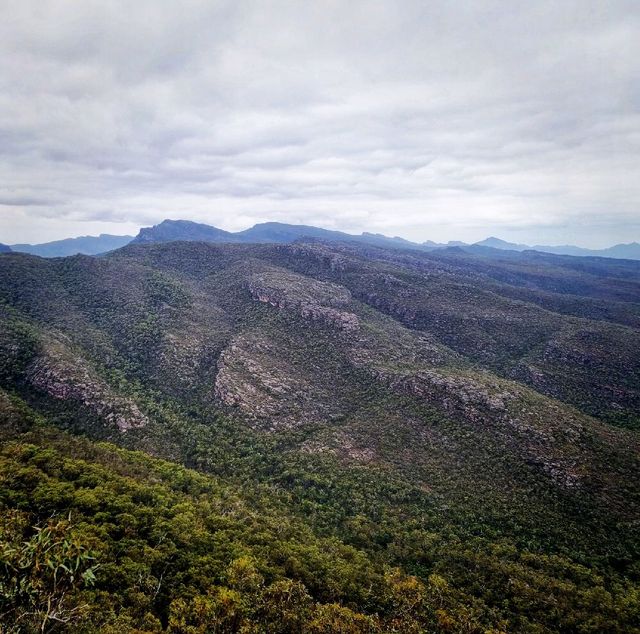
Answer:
top-left (508, 324), bottom-right (640, 425)
top-left (365, 363), bottom-right (595, 489)
top-left (247, 270), bottom-right (359, 332)
top-left (236, 266), bottom-right (591, 490)
top-left (272, 242), bottom-right (352, 273)
top-left (357, 289), bottom-right (421, 326)
top-left (27, 338), bottom-right (148, 432)
top-left (214, 332), bottom-right (345, 429)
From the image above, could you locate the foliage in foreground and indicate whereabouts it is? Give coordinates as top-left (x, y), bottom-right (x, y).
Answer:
top-left (0, 411), bottom-right (638, 633)
top-left (0, 513), bottom-right (97, 632)
top-left (0, 425), bottom-right (491, 633)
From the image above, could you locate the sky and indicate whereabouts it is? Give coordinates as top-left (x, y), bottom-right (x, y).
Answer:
top-left (0, 1), bottom-right (639, 247)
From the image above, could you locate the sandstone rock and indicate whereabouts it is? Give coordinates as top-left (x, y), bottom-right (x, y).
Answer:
top-left (27, 339), bottom-right (148, 432)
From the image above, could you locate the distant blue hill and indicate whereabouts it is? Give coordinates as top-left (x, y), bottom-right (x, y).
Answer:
top-left (10, 234), bottom-right (133, 257)
top-left (474, 236), bottom-right (640, 260)
top-left (132, 220), bottom-right (640, 260)
top-left (6, 221), bottom-right (638, 260)
top-left (132, 219), bottom-right (427, 251)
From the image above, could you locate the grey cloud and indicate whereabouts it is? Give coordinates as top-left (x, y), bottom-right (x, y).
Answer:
top-left (0, 0), bottom-right (638, 246)
top-left (0, 196), bottom-right (54, 207)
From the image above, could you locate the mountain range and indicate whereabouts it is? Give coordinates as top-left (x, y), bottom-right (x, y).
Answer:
top-left (6, 218), bottom-right (640, 259)
top-left (133, 218), bottom-right (425, 251)
top-left (9, 233), bottom-right (133, 257)
top-left (0, 230), bottom-right (639, 631)
top-left (132, 219), bottom-right (640, 259)
top-left (474, 236), bottom-right (640, 259)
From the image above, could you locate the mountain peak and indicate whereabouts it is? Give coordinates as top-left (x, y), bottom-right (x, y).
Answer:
top-left (132, 218), bottom-right (237, 244)
top-left (475, 236), bottom-right (525, 249)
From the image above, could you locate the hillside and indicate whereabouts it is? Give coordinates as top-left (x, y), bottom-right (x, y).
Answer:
top-left (0, 240), bottom-right (639, 632)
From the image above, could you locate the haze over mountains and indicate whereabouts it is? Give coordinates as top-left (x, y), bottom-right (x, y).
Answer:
top-left (6, 218), bottom-right (640, 259)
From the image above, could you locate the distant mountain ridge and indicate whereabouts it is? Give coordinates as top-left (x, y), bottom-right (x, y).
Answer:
top-left (132, 219), bottom-right (640, 260)
top-left (6, 219), bottom-right (639, 260)
top-left (11, 233), bottom-right (133, 257)
top-left (131, 219), bottom-right (427, 251)
top-left (0, 243), bottom-right (12, 253)
top-left (475, 236), bottom-right (640, 260)
top-left (133, 219), bottom-right (239, 244)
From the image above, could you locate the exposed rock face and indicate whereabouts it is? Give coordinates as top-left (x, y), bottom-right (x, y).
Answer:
top-left (27, 339), bottom-right (148, 432)
top-left (248, 270), bottom-right (359, 332)
top-left (274, 243), bottom-right (352, 273)
top-left (388, 369), bottom-right (513, 419)
top-left (214, 332), bottom-right (344, 430)
top-left (235, 265), bottom-right (585, 487)
top-left (359, 291), bottom-right (420, 325)
top-left (367, 365), bottom-right (586, 488)
top-left (240, 264), bottom-right (586, 488)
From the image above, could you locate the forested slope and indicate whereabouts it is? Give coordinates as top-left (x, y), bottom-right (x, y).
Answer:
top-left (0, 241), bottom-right (639, 632)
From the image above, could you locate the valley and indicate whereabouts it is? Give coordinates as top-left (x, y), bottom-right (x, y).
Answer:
top-left (1, 238), bottom-right (639, 632)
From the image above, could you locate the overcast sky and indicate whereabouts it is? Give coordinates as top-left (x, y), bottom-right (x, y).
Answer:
top-left (1, 1), bottom-right (638, 247)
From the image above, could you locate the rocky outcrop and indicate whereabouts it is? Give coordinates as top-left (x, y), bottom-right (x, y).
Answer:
top-left (358, 291), bottom-right (420, 325)
top-left (275, 243), bottom-right (352, 273)
top-left (365, 364), bottom-right (586, 489)
top-left (214, 332), bottom-right (344, 430)
top-left (248, 271), bottom-right (360, 333)
top-left (27, 339), bottom-right (148, 432)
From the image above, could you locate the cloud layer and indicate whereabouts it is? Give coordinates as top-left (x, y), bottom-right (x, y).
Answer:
top-left (1, 0), bottom-right (639, 246)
